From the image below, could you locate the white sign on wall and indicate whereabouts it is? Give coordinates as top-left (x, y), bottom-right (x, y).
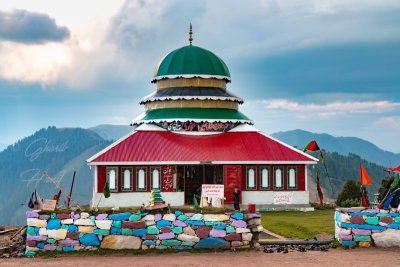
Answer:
top-left (273, 192), bottom-right (293, 205)
top-left (201, 184), bottom-right (224, 198)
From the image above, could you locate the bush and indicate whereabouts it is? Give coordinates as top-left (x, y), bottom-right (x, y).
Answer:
top-left (340, 199), bottom-right (361, 207)
top-left (336, 180), bottom-right (370, 207)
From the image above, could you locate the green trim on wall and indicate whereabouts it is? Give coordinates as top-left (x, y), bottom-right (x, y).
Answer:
top-left (106, 166), bottom-right (118, 193)
top-left (121, 167), bottom-right (133, 192)
top-left (246, 166), bottom-right (257, 190)
top-left (273, 166), bottom-right (284, 190)
top-left (260, 166), bottom-right (270, 190)
top-left (287, 166), bottom-right (298, 189)
top-left (136, 167), bottom-right (147, 192)
top-left (150, 167), bottom-right (162, 190)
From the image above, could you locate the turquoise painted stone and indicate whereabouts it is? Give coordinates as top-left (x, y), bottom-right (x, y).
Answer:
top-left (56, 246), bottom-right (62, 251)
top-left (395, 217), bottom-right (400, 223)
top-left (156, 245), bottom-right (168, 250)
top-left (335, 211), bottom-right (340, 222)
top-left (46, 239), bottom-right (56, 244)
top-left (178, 215), bottom-right (188, 221)
top-left (121, 229), bottom-right (132, 235)
top-left (377, 213), bottom-right (390, 217)
top-left (341, 240), bottom-right (356, 247)
top-left (205, 221), bottom-right (224, 226)
top-left (61, 225), bottom-right (68, 230)
top-left (51, 213), bottom-right (56, 219)
top-left (129, 214), bottom-right (141, 221)
top-left (36, 243), bottom-right (44, 249)
top-left (186, 220), bottom-right (205, 226)
top-left (162, 240), bottom-right (182, 246)
top-left (172, 227), bottom-right (183, 234)
top-left (365, 217), bottom-right (379, 225)
top-left (194, 237), bottom-right (230, 249)
top-left (90, 216), bottom-right (95, 224)
top-left (27, 227), bottom-right (36, 236)
top-left (69, 225), bottom-right (78, 232)
top-left (108, 213), bottom-right (131, 221)
top-left (79, 233), bottom-right (100, 246)
top-left (63, 246), bottom-right (74, 252)
top-left (47, 219), bottom-right (61, 229)
top-left (79, 233), bottom-right (84, 238)
top-left (143, 240), bottom-right (154, 245)
top-left (133, 228), bottom-right (147, 237)
top-left (113, 221), bottom-right (122, 228)
top-left (232, 213), bottom-right (244, 220)
top-left (147, 226), bottom-right (159, 234)
top-left (111, 227), bottom-right (122, 235)
top-left (190, 214), bottom-right (203, 221)
top-left (173, 246), bottom-right (192, 250)
top-left (25, 250), bottom-right (36, 257)
top-left (93, 229), bottom-right (109, 236)
top-left (182, 241), bottom-right (196, 246)
top-left (156, 220), bottom-right (172, 229)
top-left (214, 224), bottom-right (226, 230)
top-left (387, 223), bottom-right (400, 229)
top-left (175, 211), bottom-right (182, 216)
top-left (226, 226), bottom-right (235, 234)
top-left (354, 236), bottom-right (371, 242)
top-left (340, 223), bottom-right (386, 231)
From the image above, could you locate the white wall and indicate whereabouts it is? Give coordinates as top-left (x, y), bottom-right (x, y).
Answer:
top-left (241, 191), bottom-right (310, 205)
top-left (92, 192), bottom-right (185, 208)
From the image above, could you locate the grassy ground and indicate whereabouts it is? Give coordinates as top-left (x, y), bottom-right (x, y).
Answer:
top-left (260, 209), bottom-right (335, 239)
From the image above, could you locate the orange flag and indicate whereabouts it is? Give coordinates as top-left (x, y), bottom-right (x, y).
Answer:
top-left (360, 164), bottom-right (372, 185)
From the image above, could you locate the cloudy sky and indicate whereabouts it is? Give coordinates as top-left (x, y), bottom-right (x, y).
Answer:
top-left (1, 0), bottom-right (400, 152)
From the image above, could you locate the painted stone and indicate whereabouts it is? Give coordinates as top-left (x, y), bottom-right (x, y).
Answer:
top-left (172, 227), bottom-right (183, 234)
top-left (242, 233), bottom-right (253, 241)
top-left (146, 221), bottom-right (156, 226)
top-left (248, 218), bottom-right (261, 226)
top-left (341, 240), bottom-right (356, 247)
top-left (155, 214), bottom-right (162, 222)
top-left (387, 223), bottom-right (400, 229)
top-left (95, 220), bottom-right (113, 230)
top-left (69, 225), bottom-right (78, 232)
top-left (226, 226), bottom-right (235, 234)
top-left (63, 246), bottom-right (74, 252)
top-left (352, 229), bottom-right (371, 236)
top-left (173, 246), bottom-right (192, 250)
top-left (47, 219), bottom-right (61, 229)
top-left (340, 223), bottom-right (386, 231)
top-left (190, 214), bottom-right (203, 221)
top-left (210, 229), bottom-right (226, 238)
top-left (185, 213), bottom-right (195, 217)
top-left (56, 246), bottom-right (62, 251)
top-left (35, 243), bottom-right (44, 249)
top-left (182, 241), bottom-right (196, 247)
top-left (186, 220), bottom-right (205, 226)
top-left (245, 213), bottom-right (261, 219)
top-left (78, 226), bottom-right (94, 233)
top-left (158, 233), bottom-right (175, 240)
top-left (196, 226), bottom-right (212, 239)
top-left (194, 237), bottom-right (230, 249)
top-left (354, 236), bottom-right (371, 242)
top-left (111, 226), bottom-right (122, 235)
top-left (47, 230), bottom-right (57, 239)
top-left (231, 220), bottom-right (247, 228)
top-left (133, 228), bottom-right (147, 237)
top-left (175, 211), bottom-right (182, 216)
top-left (58, 240), bottom-right (80, 246)
top-left (380, 216), bottom-right (394, 224)
top-left (56, 229), bottom-right (68, 240)
top-left (142, 214), bottom-right (155, 221)
top-left (348, 213), bottom-right (375, 217)
top-left (74, 219), bottom-right (95, 226)
top-left (177, 234), bottom-right (200, 242)
top-left (231, 241), bottom-right (243, 247)
top-left (390, 213), bottom-right (399, 217)
top-left (129, 214), bottom-right (141, 221)
top-left (235, 227), bottom-right (250, 233)
top-left (143, 234), bottom-right (157, 240)
top-left (93, 229), bottom-right (109, 236)
top-left (217, 215), bottom-right (230, 221)
top-left (379, 209), bottom-right (390, 213)
top-left (96, 213), bottom-right (108, 220)
top-left (38, 228), bottom-right (47, 236)
top-left (372, 229), bottom-right (400, 247)
top-left (101, 235), bottom-right (141, 250)
top-left (205, 221), bottom-right (224, 226)
top-left (44, 245), bottom-right (57, 251)
top-left (156, 245), bottom-right (168, 250)
top-left (358, 241), bottom-right (371, 247)
top-left (204, 214), bottom-right (221, 222)
top-left (67, 232), bottom-right (80, 240)
top-left (173, 220), bottom-right (187, 227)
top-left (339, 213), bottom-right (350, 223)
top-left (56, 213), bottom-right (70, 220)
top-left (350, 216), bottom-right (365, 224)
top-left (26, 211), bottom-right (39, 218)
top-left (156, 220), bottom-right (172, 229)
top-left (34, 220), bottom-right (47, 229)
top-left (26, 235), bottom-right (46, 242)
top-left (161, 226), bottom-right (171, 233)
top-left (183, 227), bottom-right (196, 236)
top-left (79, 233), bottom-right (100, 246)
top-left (178, 215), bottom-right (188, 221)
top-left (80, 212), bottom-right (90, 219)
top-left (372, 229), bottom-right (382, 233)
top-left (27, 240), bottom-right (36, 247)
top-left (341, 209), bottom-right (362, 213)
top-left (341, 229), bottom-right (351, 235)
top-left (214, 224), bottom-right (226, 230)
top-left (121, 229), bottom-right (132, 235)
top-left (143, 240), bottom-right (155, 246)
top-left (162, 240), bottom-right (182, 246)
top-left (26, 246), bottom-right (39, 252)
top-left (113, 221), bottom-right (122, 228)
top-left (148, 226), bottom-right (159, 235)
top-left (61, 219), bottom-right (73, 225)
top-left (71, 212), bottom-right (80, 219)
top-left (225, 233), bottom-right (241, 241)
top-left (108, 213), bottom-right (131, 221)
top-left (27, 227), bottom-right (36, 236)
top-left (232, 213), bottom-right (243, 220)
top-left (163, 214), bottom-right (176, 221)
top-left (46, 239), bottom-right (56, 244)
top-left (39, 215), bottom-right (50, 220)
top-left (61, 225), bottom-right (69, 230)
top-left (365, 217), bottom-right (379, 225)
top-left (365, 209), bottom-right (379, 213)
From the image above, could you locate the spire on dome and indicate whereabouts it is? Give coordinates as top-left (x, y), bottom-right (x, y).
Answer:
top-left (189, 23), bottom-right (193, 46)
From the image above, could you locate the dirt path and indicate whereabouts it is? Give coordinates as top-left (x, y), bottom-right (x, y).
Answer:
top-left (1, 248), bottom-right (400, 267)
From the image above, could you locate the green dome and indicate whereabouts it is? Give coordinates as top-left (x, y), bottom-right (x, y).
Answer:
top-left (152, 45), bottom-right (231, 82)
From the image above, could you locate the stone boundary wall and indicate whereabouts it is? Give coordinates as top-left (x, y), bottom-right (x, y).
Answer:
top-left (25, 210), bottom-right (263, 256)
top-left (335, 208), bottom-right (400, 248)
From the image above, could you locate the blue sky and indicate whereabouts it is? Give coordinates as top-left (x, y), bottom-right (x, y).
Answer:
top-left (1, 0), bottom-right (400, 152)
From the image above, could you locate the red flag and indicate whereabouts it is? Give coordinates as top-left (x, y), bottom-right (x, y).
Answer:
top-left (389, 165), bottom-right (400, 172)
top-left (360, 164), bottom-right (372, 185)
top-left (303, 140), bottom-right (320, 152)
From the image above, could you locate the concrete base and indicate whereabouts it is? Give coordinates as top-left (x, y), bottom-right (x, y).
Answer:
top-left (242, 191), bottom-right (310, 205)
top-left (224, 204), bottom-right (314, 212)
top-left (91, 192), bottom-right (184, 208)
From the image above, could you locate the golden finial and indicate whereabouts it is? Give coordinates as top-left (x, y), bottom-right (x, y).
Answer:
top-left (189, 23), bottom-right (193, 46)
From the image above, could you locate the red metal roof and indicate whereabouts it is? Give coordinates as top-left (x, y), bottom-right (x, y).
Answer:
top-left (88, 131), bottom-right (316, 163)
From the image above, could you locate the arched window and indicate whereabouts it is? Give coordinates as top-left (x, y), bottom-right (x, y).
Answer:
top-left (287, 167), bottom-right (297, 189)
top-left (261, 168), bottom-right (269, 189)
top-left (246, 167), bottom-right (257, 190)
top-left (274, 167), bottom-right (283, 189)
top-left (107, 167), bottom-right (118, 192)
top-left (136, 167), bottom-right (147, 191)
top-left (152, 168), bottom-right (160, 189)
top-left (124, 169), bottom-right (131, 189)
top-left (138, 169), bottom-right (145, 189)
top-left (109, 169), bottom-right (116, 189)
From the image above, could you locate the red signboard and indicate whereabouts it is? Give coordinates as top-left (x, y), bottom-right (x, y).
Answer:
top-left (223, 165), bottom-right (242, 204)
top-left (161, 166), bottom-right (174, 192)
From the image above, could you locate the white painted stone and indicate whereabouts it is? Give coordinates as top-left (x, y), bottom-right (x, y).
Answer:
top-left (39, 228), bottom-right (47, 236)
top-left (80, 212), bottom-right (90, 219)
top-left (236, 227), bottom-right (251, 234)
top-left (203, 214), bottom-right (221, 222)
top-left (340, 213), bottom-right (350, 222)
top-left (183, 227), bottom-right (196, 236)
top-left (177, 234), bottom-right (200, 243)
top-left (242, 233), bottom-right (253, 241)
top-left (142, 214), bottom-right (155, 221)
top-left (47, 230), bottom-right (57, 239)
top-left (61, 219), bottom-right (73, 225)
top-left (380, 209), bottom-right (389, 214)
top-left (74, 219), bottom-right (95, 226)
top-left (341, 229), bottom-right (351, 235)
top-left (26, 246), bottom-right (39, 251)
top-left (27, 218), bottom-right (38, 227)
top-left (145, 220), bottom-right (155, 226)
top-left (372, 229), bottom-right (400, 247)
top-left (248, 219), bottom-right (261, 226)
top-left (162, 214), bottom-right (176, 221)
top-left (379, 222), bottom-right (388, 227)
top-left (95, 220), bottom-right (113, 230)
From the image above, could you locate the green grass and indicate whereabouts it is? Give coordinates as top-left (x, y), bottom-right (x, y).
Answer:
top-left (260, 209), bottom-right (335, 239)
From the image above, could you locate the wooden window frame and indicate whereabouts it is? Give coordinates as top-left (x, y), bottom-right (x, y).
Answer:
top-left (121, 167), bottom-right (133, 192)
top-left (150, 167), bottom-right (161, 190)
top-left (287, 166), bottom-right (298, 190)
top-left (106, 166), bottom-right (118, 192)
top-left (246, 166), bottom-right (257, 190)
top-left (260, 166), bottom-right (270, 190)
top-left (273, 166), bottom-right (284, 190)
top-left (136, 167), bottom-right (147, 191)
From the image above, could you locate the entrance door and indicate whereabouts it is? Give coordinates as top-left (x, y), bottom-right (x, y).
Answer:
top-left (223, 165), bottom-right (242, 204)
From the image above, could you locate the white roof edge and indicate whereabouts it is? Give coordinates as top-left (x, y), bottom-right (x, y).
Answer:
top-left (131, 118), bottom-right (254, 125)
top-left (257, 131), bottom-right (319, 162)
top-left (228, 124), bottom-right (259, 132)
top-left (87, 129), bottom-right (137, 163)
top-left (135, 123), bottom-right (167, 131)
top-left (139, 96), bottom-right (244, 104)
top-left (88, 160), bottom-right (318, 166)
top-left (151, 74), bottom-right (231, 82)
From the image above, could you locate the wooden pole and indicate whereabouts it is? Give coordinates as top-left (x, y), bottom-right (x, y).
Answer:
top-left (67, 171), bottom-right (76, 208)
top-left (183, 166), bottom-right (186, 205)
top-left (44, 172), bottom-right (81, 210)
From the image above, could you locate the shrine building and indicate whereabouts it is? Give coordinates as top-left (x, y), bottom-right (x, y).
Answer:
top-left (87, 27), bottom-right (318, 209)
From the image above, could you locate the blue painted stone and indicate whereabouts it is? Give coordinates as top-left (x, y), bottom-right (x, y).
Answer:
top-left (175, 211), bottom-right (182, 216)
top-left (110, 226), bottom-right (122, 235)
top-left (390, 213), bottom-right (399, 217)
top-left (348, 213), bottom-right (376, 216)
top-left (69, 225), bottom-right (78, 232)
top-left (63, 246), bottom-right (74, 252)
top-left (34, 227), bottom-right (40, 234)
top-left (186, 220), bottom-right (205, 226)
top-left (79, 234), bottom-right (100, 246)
top-left (156, 220), bottom-right (172, 229)
top-left (341, 240), bottom-right (356, 247)
top-left (340, 223), bottom-right (386, 231)
top-left (232, 213), bottom-right (244, 220)
top-left (143, 240), bottom-right (155, 246)
top-left (36, 243), bottom-right (44, 249)
top-left (387, 223), bottom-right (400, 229)
top-left (335, 212), bottom-right (340, 222)
top-left (194, 237), bottom-right (230, 249)
top-left (47, 219), bottom-right (61, 230)
top-left (133, 228), bottom-right (147, 237)
top-left (173, 246), bottom-right (192, 250)
top-left (156, 245), bottom-right (168, 250)
top-left (214, 224), bottom-right (226, 230)
top-left (108, 213), bottom-right (131, 221)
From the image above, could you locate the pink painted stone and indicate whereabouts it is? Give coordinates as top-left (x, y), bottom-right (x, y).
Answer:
top-left (372, 229), bottom-right (382, 233)
top-left (173, 220), bottom-right (187, 227)
top-left (380, 216), bottom-right (394, 224)
top-left (143, 235), bottom-right (157, 240)
top-left (185, 213), bottom-right (195, 217)
top-left (26, 211), bottom-right (39, 218)
top-left (26, 240), bottom-right (36, 247)
top-left (196, 226), bottom-right (212, 239)
top-left (96, 213), bottom-right (108, 220)
top-left (366, 209), bottom-right (379, 213)
top-left (210, 229), bottom-right (226, 238)
top-left (340, 235), bottom-right (353, 241)
top-left (27, 235), bottom-right (47, 241)
top-left (155, 214), bottom-right (162, 222)
top-left (44, 245), bottom-right (57, 251)
top-left (158, 233), bottom-right (175, 240)
top-left (56, 213), bottom-right (70, 219)
top-left (231, 220), bottom-right (247, 228)
top-left (352, 229), bottom-right (371, 236)
top-left (231, 241), bottom-right (243, 247)
top-left (161, 226), bottom-right (171, 233)
top-left (225, 233), bottom-right (241, 241)
top-left (58, 240), bottom-right (80, 246)
top-left (67, 232), bottom-right (79, 240)
top-left (98, 235), bottom-right (103, 241)
top-left (350, 216), bottom-right (365, 224)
